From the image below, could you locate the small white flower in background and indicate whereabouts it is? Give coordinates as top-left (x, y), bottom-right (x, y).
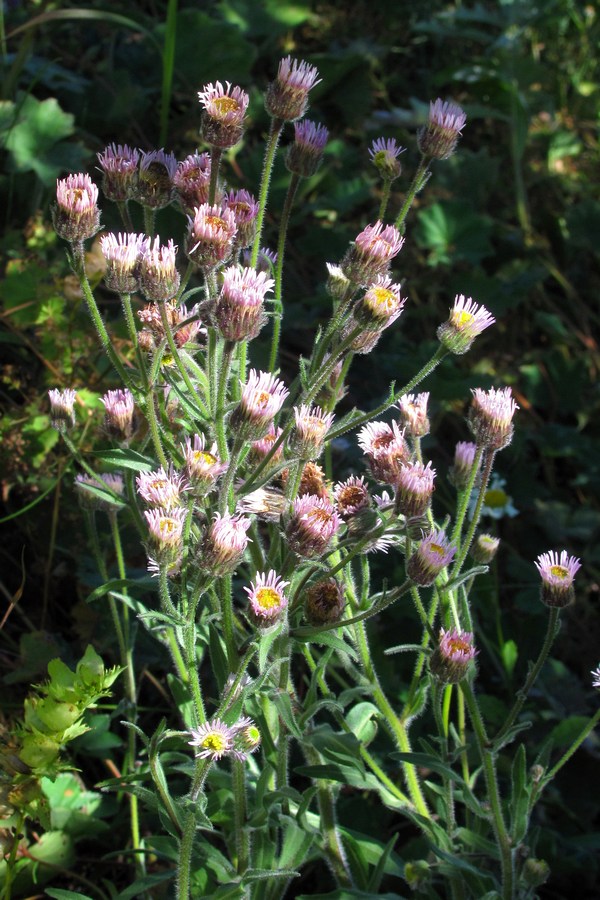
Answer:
top-left (468, 475), bottom-right (519, 521)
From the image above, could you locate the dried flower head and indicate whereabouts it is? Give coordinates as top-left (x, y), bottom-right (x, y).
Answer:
top-left (101, 388), bottom-right (136, 443)
top-left (430, 628), bottom-right (477, 683)
top-left (48, 388), bottom-right (77, 431)
top-left (230, 370), bottom-right (289, 440)
top-left (134, 150), bottom-right (177, 209)
top-left (438, 295), bottom-right (495, 355)
top-left (289, 405), bottom-right (334, 459)
top-left (286, 119), bottom-right (329, 178)
top-left (305, 578), bottom-right (345, 626)
top-left (265, 56), bottom-right (320, 121)
top-left (199, 81), bottom-right (249, 149)
top-left (468, 386), bottom-right (519, 451)
top-left (407, 530), bottom-right (457, 586)
top-left (54, 174), bottom-right (101, 243)
top-left (395, 461), bottom-right (436, 519)
top-left (397, 393), bottom-right (430, 438)
top-left (138, 237), bottom-right (180, 302)
top-left (286, 494), bottom-right (339, 558)
top-left (341, 221), bottom-right (404, 286)
top-left (97, 143), bottom-right (140, 201)
top-left (449, 441), bottom-right (480, 490)
top-left (418, 98), bottom-right (467, 160)
top-left (244, 570), bottom-right (289, 625)
top-left (237, 486), bottom-right (287, 521)
top-left (535, 550), bottom-right (581, 609)
top-left (100, 232), bottom-right (147, 294)
top-left (189, 718), bottom-right (235, 760)
top-left (334, 475), bottom-right (371, 518)
top-left (181, 434), bottom-right (227, 494)
top-left (186, 202), bottom-right (237, 271)
top-left (201, 512), bottom-right (251, 576)
top-left (216, 265), bottom-right (273, 342)
top-left (369, 137), bottom-right (405, 181)
top-left (357, 420), bottom-right (409, 485)
top-left (173, 152), bottom-right (213, 214)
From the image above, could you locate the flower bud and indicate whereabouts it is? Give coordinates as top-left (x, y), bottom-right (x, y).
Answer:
top-left (369, 137), bottom-right (404, 181)
top-left (134, 150), bottom-right (177, 209)
top-left (198, 82), bottom-right (249, 149)
top-left (429, 628), bottom-right (477, 684)
top-left (470, 533), bottom-right (500, 564)
top-left (304, 578), bottom-right (345, 626)
top-left (417, 98), bottom-right (467, 161)
top-left (265, 56), bottom-right (320, 122)
top-left (54, 174), bottom-right (101, 243)
top-left (406, 530), bottom-right (457, 587)
top-left (468, 386), bottom-right (518, 451)
top-left (286, 120), bottom-right (328, 178)
top-left (437, 294), bottom-right (495, 355)
top-left (48, 388), bottom-right (77, 431)
top-left (97, 143), bottom-right (139, 202)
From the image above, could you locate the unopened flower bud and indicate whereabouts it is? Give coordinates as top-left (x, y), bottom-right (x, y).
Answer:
top-left (449, 441), bottom-right (479, 490)
top-left (468, 386), bottom-right (518, 451)
top-left (369, 137), bottom-right (404, 181)
top-left (407, 530), bottom-right (456, 586)
top-left (397, 393), bottom-right (430, 438)
top-left (289, 405), bottom-right (334, 459)
top-left (230, 370), bottom-right (288, 441)
top-left (173, 152), bottom-right (213, 214)
top-left (286, 494), bottom-right (339, 558)
top-left (394, 461), bottom-right (436, 519)
top-left (100, 232), bottom-right (147, 294)
top-left (134, 150), bottom-right (177, 209)
top-left (101, 388), bottom-right (136, 443)
top-left (139, 237), bottom-right (180, 302)
top-left (522, 858), bottom-right (550, 888)
top-left (418, 98), bottom-right (467, 161)
top-left (471, 533), bottom-right (500, 564)
top-left (341, 221), bottom-right (404, 286)
top-left (286, 119), bottom-right (328, 178)
top-left (201, 512), bottom-right (251, 576)
top-left (97, 143), bottom-right (140, 202)
top-left (48, 388), bottom-right (77, 431)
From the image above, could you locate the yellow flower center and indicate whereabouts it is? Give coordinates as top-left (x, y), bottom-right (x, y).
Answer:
top-left (151, 478), bottom-right (168, 491)
top-left (429, 542), bottom-right (445, 556)
top-left (159, 518), bottom-right (177, 535)
top-left (202, 732), bottom-right (227, 752)
top-left (205, 215), bottom-right (227, 232)
top-left (194, 450), bottom-right (217, 465)
top-left (484, 488), bottom-right (508, 508)
top-left (369, 286), bottom-right (395, 310)
top-left (549, 565), bottom-right (569, 580)
top-left (213, 96), bottom-right (240, 114)
top-left (256, 587), bottom-right (280, 610)
top-left (255, 390), bottom-right (271, 409)
top-left (451, 310), bottom-right (474, 330)
top-left (448, 637), bottom-right (470, 654)
top-left (308, 508), bottom-right (333, 525)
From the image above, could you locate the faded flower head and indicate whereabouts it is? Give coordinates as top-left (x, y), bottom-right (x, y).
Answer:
top-left (305, 578), bottom-right (345, 626)
top-left (287, 494), bottom-right (339, 558)
top-left (54, 173), bottom-right (101, 243)
top-left (74, 472), bottom-right (125, 513)
top-left (395, 460), bottom-right (436, 520)
top-left (231, 369), bottom-right (289, 440)
top-left (134, 149), bottom-right (177, 209)
top-left (182, 433), bottom-right (227, 494)
top-left (357, 420), bottom-right (409, 485)
top-left (535, 550), bottom-right (581, 609)
top-left (216, 265), bottom-right (273, 342)
top-left (342, 221), bottom-right (404, 285)
top-left (286, 119), bottom-right (329, 178)
top-left (138, 237), bottom-right (180, 302)
top-left (244, 570), bottom-right (289, 626)
top-left (97, 143), bottom-right (140, 201)
top-left (369, 137), bottom-right (405, 181)
top-left (48, 388), bottom-right (77, 431)
top-left (201, 512), bottom-right (251, 576)
top-left (100, 232), bottom-right (147, 294)
top-left (101, 388), bottom-right (136, 443)
top-left (407, 530), bottom-right (457, 587)
top-left (398, 393), bottom-right (430, 438)
top-left (289, 404), bottom-right (334, 459)
top-left (199, 82), bottom-right (249, 148)
top-left (265, 55), bottom-right (320, 121)
top-left (173, 152), bottom-right (213, 214)
top-left (186, 202), bottom-right (237, 271)
top-left (430, 628), bottom-right (477, 684)
top-left (189, 718), bottom-right (235, 760)
top-left (468, 386), bottom-right (519, 451)
top-left (418, 98), bottom-right (467, 160)
top-left (354, 275), bottom-right (406, 329)
top-left (438, 295), bottom-right (495, 355)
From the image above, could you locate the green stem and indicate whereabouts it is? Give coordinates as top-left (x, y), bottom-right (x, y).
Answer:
top-left (492, 608), bottom-right (560, 750)
top-left (354, 621), bottom-right (431, 819)
top-left (452, 450), bottom-right (495, 577)
top-left (250, 118), bottom-right (284, 268)
top-left (160, 0), bottom-right (178, 147)
top-left (543, 705), bottom-right (600, 783)
top-left (184, 622), bottom-right (206, 725)
top-left (159, 301), bottom-right (204, 408)
top-left (208, 147), bottom-right (223, 206)
top-left (395, 158), bottom-right (430, 234)
top-left (232, 758), bottom-right (250, 874)
top-left (177, 809), bottom-right (196, 900)
top-left (121, 292), bottom-right (149, 391)
top-left (215, 340), bottom-right (235, 464)
top-left (461, 680), bottom-right (513, 900)
top-left (377, 177), bottom-right (393, 221)
top-left (219, 574), bottom-right (236, 671)
top-left (304, 745), bottom-right (353, 887)
top-left (1, 811), bottom-right (25, 900)
top-left (327, 346), bottom-right (448, 442)
top-left (269, 172), bottom-right (300, 371)
top-left (145, 389), bottom-right (169, 469)
top-left (450, 447), bottom-right (484, 549)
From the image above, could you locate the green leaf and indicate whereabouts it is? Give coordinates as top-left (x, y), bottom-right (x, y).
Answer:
top-left (166, 674), bottom-right (195, 729)
top-left (415, 201), bottom-right (493, 266)
top-left (1, 94), bottom-right (82, 184)
top-left (46, 890), bottom-right (94, 900)
top-left (509, 743), bottom-right (529, 843)
top-left (345, 702), bottom-right (379, 744)
top-left (115, 872), bottom-right (175, 899)
top-left (92, 448), bottom-right (156, 472)
top-left (549, 715), bottom-right (589, 748)
top-left (293, 629), bottom-right (357, 661)
top-left (501, 639), bottom-right (518, 678)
